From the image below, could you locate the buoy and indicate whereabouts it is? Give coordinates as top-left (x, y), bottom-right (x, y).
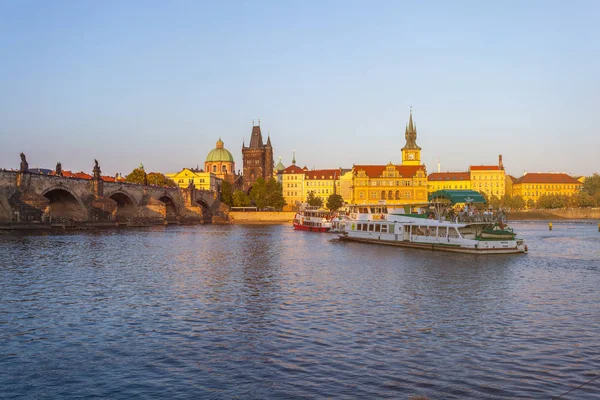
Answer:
top-left (549, 222), bottom-right (553, 231)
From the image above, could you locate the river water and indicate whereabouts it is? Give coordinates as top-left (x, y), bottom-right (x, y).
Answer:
top-left (1, 222), bottom-right (599, 399)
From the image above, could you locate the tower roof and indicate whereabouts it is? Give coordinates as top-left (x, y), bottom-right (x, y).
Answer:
top-left (402, 108), bottom-right (421, 151)
top-left (248, 125), bottom-right (264, 149)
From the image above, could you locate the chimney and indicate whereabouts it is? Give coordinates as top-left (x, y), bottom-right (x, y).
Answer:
top-left (499, 154), bottom-right (503, 170)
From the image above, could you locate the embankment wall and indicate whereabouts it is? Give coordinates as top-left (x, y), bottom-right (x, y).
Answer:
top-left (509, 209), bottom-right (600, 221)
top-left (229, 211), bottom-right (295, 224)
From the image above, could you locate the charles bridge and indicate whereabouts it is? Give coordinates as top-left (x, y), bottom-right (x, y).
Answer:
top-left (0, 157), bottom-right (226, 229)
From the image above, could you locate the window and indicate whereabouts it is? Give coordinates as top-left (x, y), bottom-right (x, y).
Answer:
top-left (405, 192), bottom-right (411, 198)
top-left (212, 165), bottom-right (217, 173)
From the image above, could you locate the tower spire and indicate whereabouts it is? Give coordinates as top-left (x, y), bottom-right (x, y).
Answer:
top-left (292, 149), bottom-right (296, 165)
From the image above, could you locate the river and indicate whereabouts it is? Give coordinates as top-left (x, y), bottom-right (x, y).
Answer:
top-left (1, 222), bottom-right (599, 399)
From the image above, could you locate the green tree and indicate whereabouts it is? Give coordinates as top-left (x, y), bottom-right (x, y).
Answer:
top-left (147, 172), bottom-right (176, 187)
top-left (125, 168), bottom-right (146, 184)
top-left (574, 191), bottom-right (596, 208)
top-left (488, 194), bottom-right (501, 210)
top-left (306, 191), bottom-right (323, 207)
top-left (264, 178), bottom-right (286, 210)
top-left (249, 178), bottom-right (268, 209)
top-left (583, 173), bottom-right (600, 196)
top-left (512, 195), bottom-right (526, 210)
top-left (233, 190), bottom-right (251, 207)
top-left (526, 198), bottom-right (536, 209)
top-left (125, 168), bottom-right (175, 187)
top-left (326, 194), bottom-right (344, 211)
top-left (220, 181), bottom-right (233, 207)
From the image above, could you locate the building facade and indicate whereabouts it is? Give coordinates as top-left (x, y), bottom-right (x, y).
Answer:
top-left (427, 172), bottom-right (471, 193)
top-left (304, 169), bottom-right (343, 206)
top-left (166, 168), bottom-right (221, 191)
top-left (204, 138), bottom-right (237, 185)
top-left (242, 122), bottom-right (274, 192)
top-left (281, 164), bottom-right (306, 210)
top-left (350, 110), bottom-right (428, 205)
top-left (469, 156), bottom-right (506, 198)
top-left (511, 173), bottom-right (582, 205)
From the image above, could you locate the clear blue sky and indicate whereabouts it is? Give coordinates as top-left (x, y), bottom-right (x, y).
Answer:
top-left (1, 0), bottom-right (598, 177)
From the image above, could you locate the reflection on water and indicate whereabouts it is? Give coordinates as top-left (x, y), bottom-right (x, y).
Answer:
top-left (1, 222), bottom-right (599, 399)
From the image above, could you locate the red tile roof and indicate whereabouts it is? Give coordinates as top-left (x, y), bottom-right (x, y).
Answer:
top-left (428, 172), bottom-right (470, 181)
top-left (507, 175), bottom-right (518, 183)
top-left (515, 173), bottom-right (582, 184)
top-left (282, 165), bottom-right (305, 174)
top-left (304, 169), bottom-right (341, 179)
top-left (470, 165), bottom-right (501, 171)
top-left (354, 164), bottom-right (425, 178)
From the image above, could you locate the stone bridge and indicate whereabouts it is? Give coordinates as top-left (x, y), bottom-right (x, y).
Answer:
top-left (0, 170), bottom-right (226, 229)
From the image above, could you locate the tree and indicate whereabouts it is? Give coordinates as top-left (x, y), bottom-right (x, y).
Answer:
top-left (233, 190), bottom-right (251, 207)
top-left (326, 194), bottom-right (344, 211)
top-left (306, 191), bottom-right (323, 207)
top-left (574, 191), bottom-right (597, 208)
top-left (221, 181), bottom-right (233, 207)
top-left (526, 198), bottom-right (536, 209)
top-left (125, 168), bottom-right (176, 187)
top-left (512, 195), bottom-right (526, 211)
top-left (147, 172), bottom-right (176, 187)
top-left (249, 177), bottom-right (285, 209)
top-left (488, 194), bottom-right (501, 210)
top-left (583, 173), bottom-right (600, 196)
top-left (265, 178), bottom-right (286, 210)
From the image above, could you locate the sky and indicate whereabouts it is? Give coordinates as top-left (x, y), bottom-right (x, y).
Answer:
top-left (1, 0), bottom-right (599, 178)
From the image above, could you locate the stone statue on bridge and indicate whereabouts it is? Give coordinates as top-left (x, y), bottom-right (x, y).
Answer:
top-left (93, 159), bottom-right (101, 180)
top-left (56, 162), bottom-right (63, 176)
top-left (19, 153), bottom-right (29, 173)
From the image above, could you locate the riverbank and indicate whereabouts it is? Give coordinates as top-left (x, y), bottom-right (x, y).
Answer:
top-left (229, 211), bottom-right (295, 224)
top-left (508, 208), bottom-right (600, 221)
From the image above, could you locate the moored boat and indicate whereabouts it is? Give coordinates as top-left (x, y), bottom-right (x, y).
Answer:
top-left (337, 190), bottom-right (528, 254)
top-left (293, 206), bottom-right (333, 232)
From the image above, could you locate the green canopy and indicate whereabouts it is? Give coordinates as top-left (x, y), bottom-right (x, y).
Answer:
top-left (428, 190), bottom-right (486, 204)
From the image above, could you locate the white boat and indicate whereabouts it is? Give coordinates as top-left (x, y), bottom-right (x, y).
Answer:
top-left (293, 206), bottom-right (333, 232)
top-left (337, 190), bottom-right (528, 254)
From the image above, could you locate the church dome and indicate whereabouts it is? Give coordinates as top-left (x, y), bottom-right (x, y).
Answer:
top-left (205, 138), bottom-right (234, 163)
top-left (275, 157), bottom-right (285, 172)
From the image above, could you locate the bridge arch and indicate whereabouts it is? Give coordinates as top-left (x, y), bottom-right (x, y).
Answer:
top-left (41, 186), bottom-right (87, 221)
top-left (108, 190), bottom-right (138, 219)
top-left (158, 193), bottom-right (178, 220)
top-left (196, 198), bottom-right (212, 223)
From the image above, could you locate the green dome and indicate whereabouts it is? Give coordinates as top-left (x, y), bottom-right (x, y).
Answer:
top-left (275, 156), bottom-right (285, 172)
top-left (205, 138), bottom-right (235, 163)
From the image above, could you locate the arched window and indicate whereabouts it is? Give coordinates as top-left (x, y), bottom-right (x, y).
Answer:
top-left (395, 190), bottom-right (400, 199)
top-left (388, 190), bottom-right (393, 200)
top-left (212, 165), bottom-right (217, 173)
top-left (381, 190), bottom-right (386, 199)
top-left (222, 165), bottom-right (227, 173)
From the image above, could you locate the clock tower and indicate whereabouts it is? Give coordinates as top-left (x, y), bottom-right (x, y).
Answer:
top-left (401, 108), bottom-right (421, 166)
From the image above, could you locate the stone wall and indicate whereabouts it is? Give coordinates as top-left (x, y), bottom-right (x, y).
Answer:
top-left (229, 211), bottom-right (296, 223)
top-left (508, 208), bottom-right (600, 221)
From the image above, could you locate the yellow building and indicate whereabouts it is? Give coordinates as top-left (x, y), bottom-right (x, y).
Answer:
top-left (304, 169), bottom-right (343, 206)
top-left (511, 173), bottom-right (582, 205)
top-left (281, 164), bottom-right (306, 210)
top-left (427, 172), bottom-right (471, 193)
top-left (469, 156), bottom-right (506, 198)
top-left (350, 109), bottom-right (428, 205)
top-left (166, 168), bottom-right (221, 191)
top-left (351, 163), bottom-right (428, 205)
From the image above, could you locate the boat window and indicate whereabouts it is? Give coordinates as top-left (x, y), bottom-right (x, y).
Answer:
top-left (369, 224), bottom-right (374, 232)
top-left (381, 225), bottom-right (387, 233)
top-left (362, 224), bottom-right (368, 232)
top-left (375, 224), bottom-right (381, 232)
top-left (416, 226), bottom-right (425, 235)
top-left (448, 228), bottom-right (460, 238)
top-left (390, 224), bottom-right (395, 233)
top-left (438, 227), bottom-right (447, 238)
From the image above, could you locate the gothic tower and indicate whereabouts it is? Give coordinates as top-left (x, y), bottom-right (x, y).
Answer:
top-left (401, 108), bottom-right (422, 166)
top-left (242, 121), bottom-right (274, 192)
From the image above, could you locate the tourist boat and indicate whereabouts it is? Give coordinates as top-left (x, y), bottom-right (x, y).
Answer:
top-left (293, 206), bottom-right (333, 232)
top-left (337, 190), bottom-right (528, 254)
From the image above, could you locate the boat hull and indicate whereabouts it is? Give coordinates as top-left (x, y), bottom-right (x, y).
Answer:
top-left (293, 223), bottom-right (330, 233)
top-left (338, 235), bottom-right (527, 254)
